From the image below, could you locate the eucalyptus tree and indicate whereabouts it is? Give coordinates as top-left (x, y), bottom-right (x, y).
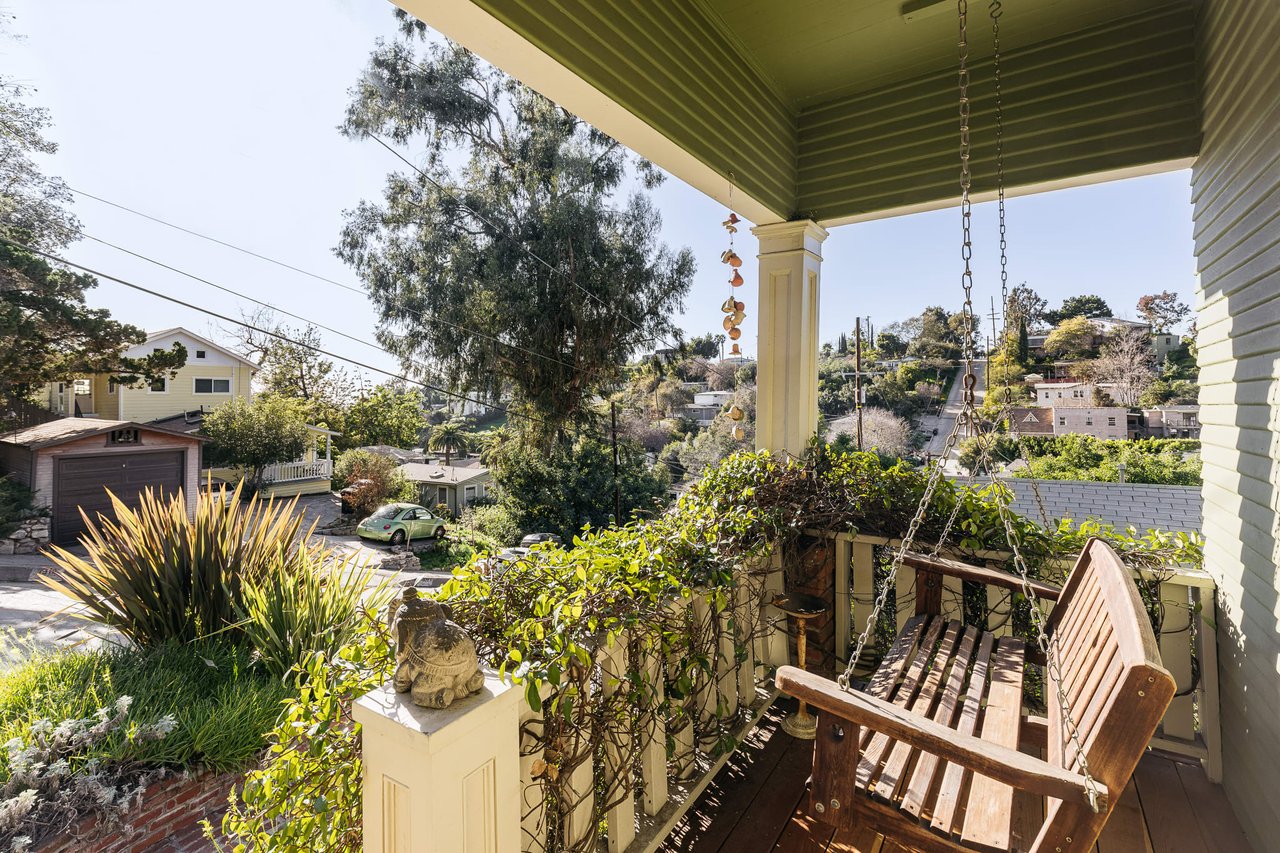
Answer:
top-left (338, 15), bottom-right (695, 447)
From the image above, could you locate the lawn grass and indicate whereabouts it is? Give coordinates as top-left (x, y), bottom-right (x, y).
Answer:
top-left (0, 640), bottom-right (288, 776)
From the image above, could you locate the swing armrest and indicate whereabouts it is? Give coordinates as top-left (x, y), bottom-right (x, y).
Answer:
top-left (901, 551), bottom-right (1062, 600)
top-left (776, 666), bottom-right (1106, 809)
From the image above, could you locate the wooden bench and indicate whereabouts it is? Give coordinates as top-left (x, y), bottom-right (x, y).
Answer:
top-left (777, 538), bottom-right (1176, 853)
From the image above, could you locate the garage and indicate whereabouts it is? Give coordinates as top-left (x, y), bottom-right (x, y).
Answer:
top-left (0, 418), bottom-right (205, 547)
top-left (54, 450), bottom-right (186, 545)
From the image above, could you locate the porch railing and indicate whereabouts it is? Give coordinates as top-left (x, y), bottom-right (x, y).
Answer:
top-left (261, 459), bottom-right (332, 483)
top-left (355, 532), bottom-right (1223, 853)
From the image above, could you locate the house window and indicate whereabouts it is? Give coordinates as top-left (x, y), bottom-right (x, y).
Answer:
top-left (464, 485), bottom-right (477, 504)
top-left (194, 378), bottom-right (231, 394)
top-left (108, 428), bottom-right (140, 445)
top-left (1108, 417), bottom-right (1116, 426)
top-left (148, 378), bottom-right (167, 393)
top-left (1022, 413), bottom-right (1037, 423)
top-left (196, 350), bottom-right (207, 359)
top-left (1058, 416), bottom-right (1066, 426)
top-left (1086, 416), bottom-right (1093, 426)
top-left (107, 378), bottom-right (118, 395)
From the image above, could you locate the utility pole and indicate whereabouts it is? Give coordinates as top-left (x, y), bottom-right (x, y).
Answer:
top-left (984, 335), bottom-right (991, 393)
top-left (855, 317), bottom-right (864, 451)
top-left (610, 401), bottom-right (622, 524)
top-left (987, 296), bottom-right (1001, 396)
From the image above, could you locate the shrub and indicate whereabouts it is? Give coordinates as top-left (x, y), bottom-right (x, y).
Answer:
top-left (460, 502), bottom-right (521, 547)
top-left (1, 697), bottom-right (174, 850)
top-left (43, 487), bottom-right (384, 679)
top-left (332, 449), bottom-right (414, 517)
top-left (215, 613), bottom-right (396, 853)
top-left (0, 477), bottom-right (40, 539)
top-left (239, 551), bottom-right (393, 679)
top-left (42, 486), bottom-right (315, 647)
top-left (0, 642), bottom-right (285, 778)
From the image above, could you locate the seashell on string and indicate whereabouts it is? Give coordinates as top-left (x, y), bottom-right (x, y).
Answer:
top-left (731, 310), bottom-right (746, 325)
top-left (722, 315), bottom-right (736, 331)
top-left (721, 297), bottom-right (736, 313)
top-left (731, 271), bottom-right (744, 287)
top-left (729, 343), bottom-right (742, 356)
top-left (731, 424), bottom-right (746, 441)
top-left (734, 300), bottom-right (744, 312)
top-left (723, 213), bottom-right (740, 226)
top-left (728, 404), bottom-right (744, 421)
top-left (728, 327), bottom-right (742, 340)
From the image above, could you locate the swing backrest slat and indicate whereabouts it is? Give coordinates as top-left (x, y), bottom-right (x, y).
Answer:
top-left (1034, 538), bottom-right (1177, 853)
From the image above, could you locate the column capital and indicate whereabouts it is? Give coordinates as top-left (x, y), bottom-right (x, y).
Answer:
top-left (751, 219), bottom-right (829, 258)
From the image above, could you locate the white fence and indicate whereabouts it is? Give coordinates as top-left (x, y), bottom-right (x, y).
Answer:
top-left (261, 458), bottom-right (332, 483)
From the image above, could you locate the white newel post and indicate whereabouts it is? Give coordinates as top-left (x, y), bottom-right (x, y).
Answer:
top-left (355, 671), bottom-right (523, 853)
top-left (752, 219), bottom-right (827, 458)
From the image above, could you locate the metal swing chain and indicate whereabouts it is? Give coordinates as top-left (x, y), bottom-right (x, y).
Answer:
top-left (984, 0), bottom-right (1101, 812)
top-left (838, 0), bottom-right (982, 689)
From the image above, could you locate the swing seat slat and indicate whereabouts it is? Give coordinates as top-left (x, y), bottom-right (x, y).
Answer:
top-left (776, 538), bottom-right (1177, 853)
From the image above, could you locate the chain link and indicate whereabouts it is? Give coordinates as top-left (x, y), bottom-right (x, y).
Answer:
top-left (838, 0), bottom-right (1103, 814)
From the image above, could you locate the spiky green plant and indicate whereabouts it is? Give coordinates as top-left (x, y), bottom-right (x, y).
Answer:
top-left (42, 483), bottom-right (321, 647)
top-left (239, 551), bottom-right (393, 678)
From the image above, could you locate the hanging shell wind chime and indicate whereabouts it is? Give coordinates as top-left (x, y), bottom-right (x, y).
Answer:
top-left (719, 212), bottom-right (747, 441)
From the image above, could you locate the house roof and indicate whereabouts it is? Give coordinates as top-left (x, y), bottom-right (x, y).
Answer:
top-left (140, 327), bottom-right (260, 370)
top-left (1, 417), bottom-right (207, 449)
top-left (398, 462), bottom-right (491, 486)
top-left (965, 477), bottom-right (1203, 535)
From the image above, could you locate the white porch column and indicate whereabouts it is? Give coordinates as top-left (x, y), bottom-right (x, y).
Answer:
top-left (751, 220), bottom-right (828, 457)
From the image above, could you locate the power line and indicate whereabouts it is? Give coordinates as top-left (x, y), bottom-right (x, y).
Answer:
top-left (81, 233), bottom-right (577, 371)
top-left (2, 236), bottom-right (563, 433)
top-left (68, 190), bottom-right (577, 370)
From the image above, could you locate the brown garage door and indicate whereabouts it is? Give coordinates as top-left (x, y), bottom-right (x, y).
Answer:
top-left (54, 451), bottom-right (185, 545)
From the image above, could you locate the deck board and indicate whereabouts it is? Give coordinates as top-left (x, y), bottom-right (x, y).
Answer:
top-left (661, 701), bottom-right (1253, 853)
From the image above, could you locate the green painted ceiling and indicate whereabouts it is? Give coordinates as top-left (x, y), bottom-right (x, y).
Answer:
top-left (420, 0), bottom-right (1201, 224)
top-left (697, 0), bottom-right (1181, 109)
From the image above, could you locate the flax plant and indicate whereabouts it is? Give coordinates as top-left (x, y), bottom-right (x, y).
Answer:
top-left (42, 483), bottom-right (320, 647)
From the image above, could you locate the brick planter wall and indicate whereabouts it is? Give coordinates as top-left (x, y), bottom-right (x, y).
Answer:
top-left (36, 769), bottom-right (239, 853)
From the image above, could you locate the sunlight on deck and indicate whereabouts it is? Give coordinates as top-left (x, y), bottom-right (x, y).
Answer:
top-left (661, 701), bottom-right (1253, 853)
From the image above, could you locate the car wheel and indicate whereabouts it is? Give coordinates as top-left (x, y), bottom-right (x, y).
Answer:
top-left (390, 530), bottom-right (406, 546)
top-left (433, 525), bottom-right (445, 539)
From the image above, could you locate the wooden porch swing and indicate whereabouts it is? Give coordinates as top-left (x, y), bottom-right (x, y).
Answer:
top-left (776, 3), bottom-right (1177, 852)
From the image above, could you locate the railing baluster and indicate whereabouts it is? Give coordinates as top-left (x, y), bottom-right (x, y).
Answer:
top-left (639, 637), bottom-right (669, 816)
top-left (734, 575), bottom-right (756, 708)
top-left (600, 638), bottom-right (636, 853)
top-left (717, 603), bottom-right (738, 720)
top-left (519, 685), bottom-right (550, 852)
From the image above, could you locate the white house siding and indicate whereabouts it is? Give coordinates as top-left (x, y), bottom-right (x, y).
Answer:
top-left (1193, 0), bottom-right (1280, 844)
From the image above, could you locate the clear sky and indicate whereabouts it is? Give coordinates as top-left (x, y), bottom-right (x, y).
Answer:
top-left (5, 0), bottom-right (1200, 382)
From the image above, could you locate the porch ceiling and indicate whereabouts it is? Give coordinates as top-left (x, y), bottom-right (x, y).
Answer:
top-left (393, 0), bottom-right (1200, 226)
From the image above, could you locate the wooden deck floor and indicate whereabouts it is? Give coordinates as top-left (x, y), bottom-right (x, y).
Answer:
top-left (660, 701), bottom-right (1254, 853)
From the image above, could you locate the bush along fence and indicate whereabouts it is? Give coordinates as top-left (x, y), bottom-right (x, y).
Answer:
top-left (343, 445), bottom-right (1204, 853)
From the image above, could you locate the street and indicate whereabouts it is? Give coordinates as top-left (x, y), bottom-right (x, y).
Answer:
top-left (917, 361), bottom-right (985, 472)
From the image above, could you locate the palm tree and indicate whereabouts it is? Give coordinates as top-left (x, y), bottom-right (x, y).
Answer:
top-left (428, 419), bottom-right (472, 466)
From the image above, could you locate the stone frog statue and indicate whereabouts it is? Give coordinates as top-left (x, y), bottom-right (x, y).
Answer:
top-left (389, 587), bottom-right (486, 710)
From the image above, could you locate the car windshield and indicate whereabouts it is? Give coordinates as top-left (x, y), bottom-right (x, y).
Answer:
top-left (370, 506), bottom-right (403, 520)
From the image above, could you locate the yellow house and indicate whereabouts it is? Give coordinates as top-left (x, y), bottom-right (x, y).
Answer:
top-left (44, 327), bottom-right (257, 421)
top-left (43, 326), bottom-right (335, 497)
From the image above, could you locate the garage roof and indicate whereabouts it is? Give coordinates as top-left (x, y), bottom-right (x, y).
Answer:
top-left (1, 418), bottom-right (208, 450)
top-left (398, 462), bottom-right (491, 486)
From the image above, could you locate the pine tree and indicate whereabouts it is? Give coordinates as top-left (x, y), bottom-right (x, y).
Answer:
top-left (836, 332), bottom-right (849, 355)
top-left (1016, 318), bottom-right (1029, 363)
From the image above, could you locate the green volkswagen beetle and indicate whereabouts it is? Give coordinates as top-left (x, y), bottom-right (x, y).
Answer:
top-left (356, 503), bottom-right (447, 546)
